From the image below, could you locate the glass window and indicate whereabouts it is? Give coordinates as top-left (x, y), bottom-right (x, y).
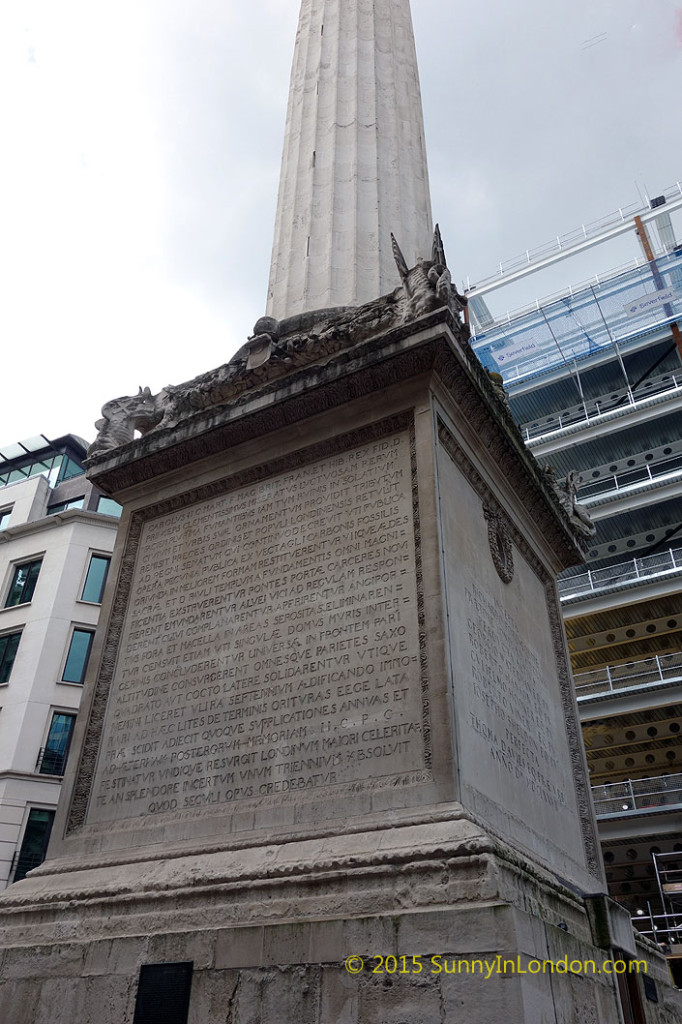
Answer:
top-left (0, 632), bottom-right (21, 684)
top-left (46, 456), bottom-right (62, 488)
top-left (12, 808), bottom-right (55, 883)
top-left (0, 453), bottom-right (74, 491)
top-left (5, 559), bottom-right (42, 607)
top-left (38, 712), bottom-right (76, 775)
top-left (81, 555), bottom-right (111, 603)
top-left (0, 507), bottom-right (12, 530)
top-left (47, 497), bottom-right (84, 515)
top-left (97, 496), bottom-right (123, 518)
top-left (62, 629), bottom-right (94, 684)
top-left (58, 456), bottom-right (84, 484)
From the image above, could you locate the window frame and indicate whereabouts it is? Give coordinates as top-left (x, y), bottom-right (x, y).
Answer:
top-left (0, 630), bottom-right (22, 684)
top-left (79, 552), bottom-right (111, 605)
top-left (57, 455), bottom-right (84, 485)
top-left (12, 806), bottom-right (56, 883)
top-left (4, 557), bottom-right (43, 608)
top-left (37, 710), bottom-right (77, 776)
top-left (60, 626), bottom-right (95, 685)
top-left (96, 495), bottom-right (123, 518)
top-left (0, 506), bottom-right (13, 530)
top-left (46, 496), bottom-right (85, 516)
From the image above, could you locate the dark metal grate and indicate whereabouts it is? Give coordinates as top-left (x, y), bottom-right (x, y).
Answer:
top-left (133, 962), bottom-right (193, 1024)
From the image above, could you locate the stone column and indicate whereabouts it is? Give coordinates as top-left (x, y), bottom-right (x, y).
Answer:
top-left (266, 0), bottom-right (433, 319)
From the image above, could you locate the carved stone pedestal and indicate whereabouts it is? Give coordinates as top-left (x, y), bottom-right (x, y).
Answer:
top-left (0, 302), bottom-right (677, 1023)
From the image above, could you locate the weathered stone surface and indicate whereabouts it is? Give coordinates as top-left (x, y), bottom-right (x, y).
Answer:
top-left (187, 969), bottom-right (238, 1024)
top-left (356, 967), bottom-right (443, 1024)
top-left (79, 974), bottom-right (136, 1024)
top-left (215, 927), bottom-right (264, 970)
top-left (0, 885), bottom-right (678, 1022)
top-left (267, 0), bottom-right (433, 317)
top-left (2, 942), bottom-right (85, 980)
top-left (147, 930), bottom-right (216, 972)
top-left (32, 979), bottom-right (79, 1024)
top-left (82, 936), bottom-right (149, 977)
top-left (0, 307), bottom-right (677, 1024)
top-left (0, 980), bottom-right (41, 1024)
top-left (436, 421), bottom-right (597, 885)
top-left (87, 430), bottom-right (425, 828)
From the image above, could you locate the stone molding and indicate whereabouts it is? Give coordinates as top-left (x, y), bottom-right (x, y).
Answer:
top-left (86, 308), bottom-right (454, 490)
top-left (431, 343), bottom-right (590, 566)
top-left (1, 815), bottom-right (591, 934)
top-left (87, 316), bottom-right (586, 574)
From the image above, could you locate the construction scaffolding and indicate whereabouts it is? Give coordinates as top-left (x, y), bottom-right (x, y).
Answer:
top-left (471, 248), bottom-right (682, 384)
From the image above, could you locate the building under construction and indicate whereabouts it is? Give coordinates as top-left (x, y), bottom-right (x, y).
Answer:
top-left (469, 182), bottom-right (682, 983)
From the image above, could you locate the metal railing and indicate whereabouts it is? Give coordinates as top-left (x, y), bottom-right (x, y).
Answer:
top-left (575, 652), bottom-right (682, 698)
top-left (472, 256), bottom-right (653, 328)
top-left (592, 774), bottom-right (682, 817)
top-left (559, 546), bottom-right (682, 600)
top-left (632, 910), bottom-right (682, 948)
top-left (471, 248), bottom-right (682, 384)
top-left (521, 370), bottom-right (682, 442)
top-left (8, 848), bottom-right (46, 884)
top-left (467, 179), bottom-right (682, 293)
top-left (34, 746), bottom-right (68, 776)
top-left (577, 451), bottom-right (682, 502)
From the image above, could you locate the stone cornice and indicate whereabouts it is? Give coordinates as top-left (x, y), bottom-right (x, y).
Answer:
top-left (0, 509), bottom-right (118, 544)
top-left (0, 815), bottom-right (588, 925)
top-left (85, 307), bottom-right (453, 489)
top-left (86, 308), bottom-right (586, 569)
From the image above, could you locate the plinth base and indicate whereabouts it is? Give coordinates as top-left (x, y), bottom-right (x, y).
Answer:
top-left (0, 817), bottom-right (676, 1023)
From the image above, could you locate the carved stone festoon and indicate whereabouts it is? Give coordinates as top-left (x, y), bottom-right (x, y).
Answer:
top-left (1, 232), bottom-right (672, 1024)
top-left (88, 235), bottom-right (595, 551)
top-left (87, 229), bottom-right (475, 454)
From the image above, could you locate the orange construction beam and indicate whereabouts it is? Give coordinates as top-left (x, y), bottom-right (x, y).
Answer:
top-left (634, 215), bottom-right (682, 358)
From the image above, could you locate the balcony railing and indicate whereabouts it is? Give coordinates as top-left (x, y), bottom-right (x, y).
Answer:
top-left (575, 652), bottom-right (682, 699)
top-left (559, 546), bottom-right (682, 601)
top-left (522, 369), bottom-right (682, 443)
top-left (592, 774), bottom-right (682, 818)
top-left (467, 179), bottom-right (682, 293)
top-left (35, 746), bottom-right (68, 776)
top-left (8, 848), bottom-right (46, 884)
top-left (577, 450), bottom-right (682, 502)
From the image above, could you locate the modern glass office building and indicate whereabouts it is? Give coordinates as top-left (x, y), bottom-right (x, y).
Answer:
top-left (0, 435), bottom-right (120, 887)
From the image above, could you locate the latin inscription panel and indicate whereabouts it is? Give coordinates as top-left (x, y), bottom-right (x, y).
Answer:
top-left (465, 580), bottom-right (567, 815)
top-left (88, 432), bottom-right (424, 823)
top-left (436, 426), bottom-right (588, 878)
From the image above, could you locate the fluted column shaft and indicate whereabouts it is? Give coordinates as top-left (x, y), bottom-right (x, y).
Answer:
top-left (267, 0), bottom-right (433, 319)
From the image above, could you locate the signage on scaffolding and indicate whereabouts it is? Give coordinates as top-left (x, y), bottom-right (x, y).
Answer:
top-left (492, 338), bottom-right (540, 366)
top-left (624, 287), bottom-right (680, 317)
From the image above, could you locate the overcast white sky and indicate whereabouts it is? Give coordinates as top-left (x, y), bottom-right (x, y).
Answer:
top-left (1, 0), bottom-right (681, 446)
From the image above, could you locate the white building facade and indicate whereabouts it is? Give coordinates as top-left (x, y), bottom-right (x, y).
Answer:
top-left (0, 435), bottom-right (119, 888)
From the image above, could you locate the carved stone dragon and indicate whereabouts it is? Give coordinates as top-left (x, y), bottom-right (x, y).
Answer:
top-left (543, 467), bottom-right (596, 539)
top-left (88, 226), bottom-right (469, 459)
top-left (90, 388), bottom-right (162, 455)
